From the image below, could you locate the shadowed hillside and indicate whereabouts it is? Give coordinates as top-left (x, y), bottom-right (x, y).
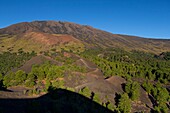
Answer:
top-left (0, 88), bottom-right (114, 113)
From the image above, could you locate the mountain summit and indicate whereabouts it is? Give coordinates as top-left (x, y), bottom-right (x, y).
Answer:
top-left (0, 21), bottom-right (170, 53)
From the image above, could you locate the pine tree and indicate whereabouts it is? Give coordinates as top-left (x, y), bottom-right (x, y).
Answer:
top-left (118, 93), bottom-right (131, 113)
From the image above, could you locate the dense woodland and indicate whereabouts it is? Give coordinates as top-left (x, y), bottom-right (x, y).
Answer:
top-left (0, 48), bottom-right (170, 113)
top-left (81, 49), bottom-right (170, 82)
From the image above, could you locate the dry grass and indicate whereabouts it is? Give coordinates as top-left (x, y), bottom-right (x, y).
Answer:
top-left (0, 32), bottom-right (85, 53)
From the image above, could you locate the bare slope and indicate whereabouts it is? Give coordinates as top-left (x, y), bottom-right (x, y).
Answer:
top-left (12, 55), bottom-right (61, 73)
top-left (0, 32), bottom-right (85, 53)
top-left (0, 21), bottom-right (170, 53)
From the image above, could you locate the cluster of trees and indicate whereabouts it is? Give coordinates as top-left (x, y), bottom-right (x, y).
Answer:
top-left (1, 48), bottom-right (169, 112)
top-left (2, 62), bottom-right (64, 88)
top-left (0, 49), bottom-right (88, 97)
top-left (0, 49), bottom-right (36, 89)
top-left (81, 49), bottom-right (170, 83)
top-left (81, 48), bottom-right (170, 112)
top-left (124, 81), bottom-right (140, 101)
top-left (142, 81), bottom-right (169, 112)
top-left (1, 60), bottom-right (87, 92)
top-left (78, 86), bottom-right (133, 113)
top-left (0, 49), bottom-right (36, 75)
top-left (116, 93), bottom-right (131, 113)
top-left (79, 87), bottom-right (100, 103)
top-left (3, 70), bottom-right (26, 87)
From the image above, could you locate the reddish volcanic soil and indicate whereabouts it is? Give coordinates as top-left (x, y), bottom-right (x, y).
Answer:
top-left (21, 32), bottom-right (81, 45)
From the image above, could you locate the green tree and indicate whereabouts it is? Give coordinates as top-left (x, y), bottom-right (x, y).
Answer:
top-left (142, 81), bottom-right (153, 94)
top-left (93, 92), bottom-right (100, 103)
top-left (125, 81), bottom-right (140, 100)
top-left (0, 73), bottom-right (3, 81)
top-left (3, 72), bottom-right (15, 87)
top-left (52, 80), bottom-right (65, 88)
top-left (25, 79), bottom-right (36, 87)
top-left (79, 87), bottom-right (91, 98)
top-left (45, 80), bottom-right (52, 91)
top-left (37, 67), bottom-right (46, 80)
top-left (154, 103), bottom-right (169, 113)
top-left (15, 70), bottom-right (27, 85)
top-left (118, 93), bottom-right (131, 113)
top-left (25, 72), bottom-right (36, 87)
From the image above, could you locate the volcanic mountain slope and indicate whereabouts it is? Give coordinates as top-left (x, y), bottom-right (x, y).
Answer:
top-left (0, 53), bottom-right (152, 113)
top-left (0, 31), bottom-right (85, 53)
top-left (0, 21), bottom-right (170, 53)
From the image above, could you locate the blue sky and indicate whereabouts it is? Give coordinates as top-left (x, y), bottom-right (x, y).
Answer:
top-left (0, 0), bottom-right (170, 39)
